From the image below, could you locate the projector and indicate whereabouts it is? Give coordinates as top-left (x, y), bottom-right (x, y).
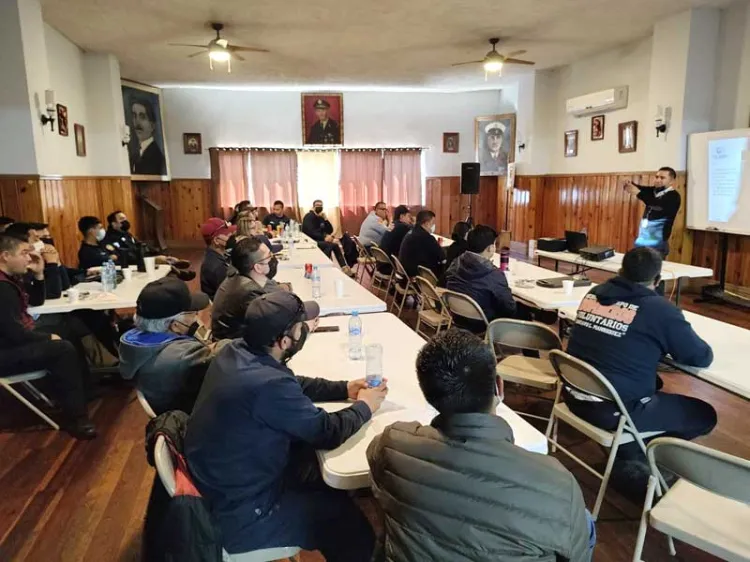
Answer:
top-left (537, 237), bottom-right (567, 252)
top-left (579, 245), bottom-right (615, 261)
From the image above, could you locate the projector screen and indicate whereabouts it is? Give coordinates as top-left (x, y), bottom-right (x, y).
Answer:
top-left (687, 129), bottom-right (750, 236)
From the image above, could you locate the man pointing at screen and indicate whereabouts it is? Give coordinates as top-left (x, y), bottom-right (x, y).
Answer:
top-left (624, 166), bottom-right (681, 258)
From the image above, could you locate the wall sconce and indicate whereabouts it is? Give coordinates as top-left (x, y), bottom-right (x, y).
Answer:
top-left (121, 124), bottom-right (131, 147)
top-left (40, 89), bottom-right (55, 131)
top-left (655, 105), bottom-right (670, 138)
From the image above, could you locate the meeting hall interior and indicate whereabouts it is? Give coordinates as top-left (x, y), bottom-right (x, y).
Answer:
top-left (2, 0), bottom-right (750, 560)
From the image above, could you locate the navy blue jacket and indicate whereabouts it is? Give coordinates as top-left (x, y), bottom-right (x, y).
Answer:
top-left (567, 277), bottom-right (713, 405)
top-left (184, 340), bottom-right (371, 554)
top-left (398, 225), bottom-right (445, 277)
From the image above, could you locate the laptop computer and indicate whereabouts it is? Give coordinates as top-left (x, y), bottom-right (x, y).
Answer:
top-left (565, 230), bottom-right (589, 254)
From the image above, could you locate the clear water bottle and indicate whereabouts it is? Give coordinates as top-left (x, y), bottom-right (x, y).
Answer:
top-left (348, 311), bottom-right (363, 360)
top-left (288, 237), bottom-right (295, 260)
top-left (101, 260), bottom-right (114, 292)
top-left (311, 265), bottom-right (321, 298)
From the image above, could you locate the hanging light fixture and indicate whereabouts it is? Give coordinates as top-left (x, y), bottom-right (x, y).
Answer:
top-left (483, 39), bottom-right (504, 80)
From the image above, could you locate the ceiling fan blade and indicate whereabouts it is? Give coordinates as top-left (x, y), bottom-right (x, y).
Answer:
top-left (505, 50), bottom-right (527, 58)
top-left (503, 58), bottom-right (535, 65)
top-left (231, 52), bottom-right (246, 61)
top-left (168, 43), bottom-right (209, 49)
top-left (230, 45), bottom-right (270, 53)
top-left (451, 60), bottom-right (484, 67)
top-left (188, 51), bottom-right (206, 58)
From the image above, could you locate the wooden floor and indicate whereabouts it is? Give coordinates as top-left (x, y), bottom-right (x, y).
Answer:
top-left (1, 246), bottom-right (749, 562)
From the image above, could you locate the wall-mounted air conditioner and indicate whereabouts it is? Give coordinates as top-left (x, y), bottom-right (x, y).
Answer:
top-left (566, 86), bottom-right (629, 117)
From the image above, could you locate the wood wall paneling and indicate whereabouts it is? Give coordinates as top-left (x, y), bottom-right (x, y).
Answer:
top-left (0, 177), bottom-right (43, 225)
top-left (425, 176), bottom-right (499, 236)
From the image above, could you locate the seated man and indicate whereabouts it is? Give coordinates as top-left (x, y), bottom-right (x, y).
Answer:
top-left (398, 209), bottom-right (445, 277)
top-left (0, 234), bottom-right (96, 439)
top-left (565, 247), bottom-right (716, 463)
top-left (444, 224), bottom-right (516, 332)
top-left (103, 210), bottom-right (194, 280)
top-left (119, 277), bottom-right (219, 415)
top-left (367, 329), bottom-right (595, 561)
top-left (186, 291), bottom-right (386, 561)
top-left (212, 237), bottom-right (284, 340)
top-left (77, 216), bottom-right (117, 271)
top-left (301, 199), bottom-right (353, 275)
top-left (378, 204), bottom-right (412, 274)
top-left (262, 199), bottom-right (291, 232)
top-left (199, 218), bottom-right (235, 300)
top-left (358, 201), bottom-right (389, 248)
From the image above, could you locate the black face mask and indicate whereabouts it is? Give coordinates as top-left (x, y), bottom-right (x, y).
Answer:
top-left (314, 206), bottom-right (324, 214)
top-left (281, 322), bottom-right (309, 365)
top-left (121, 220), bottom-right (131, 232)
top-left (40, 237), bottom-right (55, 247)
top-left (176, 319), bottom-right (201, 338)
top-left (268, 256), bottom-right (279, 279)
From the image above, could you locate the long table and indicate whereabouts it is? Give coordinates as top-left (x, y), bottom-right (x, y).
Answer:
top-left (288, 313), bottom-right (549, 489)
top-left (28, 266), bottom-right (170, 315)
top-left (536, 250), bottom-right (713, 305)
top-left (275, 266), bottom-right (386, 316)
top-left (558, 305), bottom-right (750, 400)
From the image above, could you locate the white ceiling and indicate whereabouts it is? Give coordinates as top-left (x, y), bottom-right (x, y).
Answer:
top-left (41, 0), bottom-right (734, 91)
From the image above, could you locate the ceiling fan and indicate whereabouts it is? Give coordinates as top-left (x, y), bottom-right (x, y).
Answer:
top-left (452, 38), bottom-right (535, 77)
top-left (168, 22), bottom-right (269, 73)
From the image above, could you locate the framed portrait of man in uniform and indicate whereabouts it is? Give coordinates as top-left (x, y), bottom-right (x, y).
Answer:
top-left (301, 93), bottom-right (343, 146)
top-left (475, 114), bottom-right (516, 177)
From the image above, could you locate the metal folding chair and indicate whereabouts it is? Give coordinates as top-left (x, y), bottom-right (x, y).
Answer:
top-left (413, 276), bottom-right (452, 339)
top-left (0, 370), bottom-right (59, 430)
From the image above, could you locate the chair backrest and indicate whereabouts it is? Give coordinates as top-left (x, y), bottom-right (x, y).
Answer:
top-left (391, 255), bottom-right (411, 280)
top-left (352, 235), bottom-right (368, 256)
top-left (486, 318), bottom-right (562, 356)
top-left (647, 437), bottom-right (750, 504)
top-left (370, 246), bottom-right (393, 267)
top-left (154, 435), bottom-right (177, 497)
top-left (549, 350), bottom-right (624, 408)
top-left (441, 290), bottom-right (489, 325)
top-left (136, 389), bottom-right (157, 419)
top-left (417, 265), bottom-right (438, 287)
top-left (414, 276), bottom-right (443, 310)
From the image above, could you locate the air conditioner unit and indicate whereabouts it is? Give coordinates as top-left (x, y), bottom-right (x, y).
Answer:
top-left (566, 86), bottom-right (629, 117)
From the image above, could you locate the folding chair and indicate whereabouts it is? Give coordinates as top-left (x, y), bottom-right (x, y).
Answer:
top-left (485, 318), bottom-right (561, 422)
top-left (154, 436), bottom-right (301, 562)
top-left (441, 290), bottom-right (490, 337)
top-left (0, 370), bottom-right (59, 430)
top-left (413, 276), bottom-right (452, 339)
top-left (545, 350), bottom-right (665, 519)
top-left (351, 235), bottom-right (376, 285)
top-left (417, 265), bottom-right (439, 288)
top-left (136, 389), bottom-right (157, 418)
top-left (633, 437), bottom-right (750, 562)
top-left (369, 246), bottom-right (394, 299)
top-left (390, 256), bottom-right (418, 318)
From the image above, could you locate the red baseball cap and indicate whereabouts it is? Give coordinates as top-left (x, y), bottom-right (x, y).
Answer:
top-left (200, 218), bottom-right (236, 241)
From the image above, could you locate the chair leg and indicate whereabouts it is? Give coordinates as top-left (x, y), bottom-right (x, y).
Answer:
top-left (22, 381), bottom-right (56, 407)
top-left (1, 381), bottom-right (60, 430)
top-left (632, 475), bottom-right (658, 562)
top-left (592, 420), bottom-right (625, 520)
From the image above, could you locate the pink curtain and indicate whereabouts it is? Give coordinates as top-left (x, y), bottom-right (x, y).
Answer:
top-left (210, 149), bottom-right (249, 220)
top-left (250, 150), bottom-right (300, 221)
top-left (339, 150), bottom-right (383, 234)
top-left (383, 150), bottom-right (422, 207)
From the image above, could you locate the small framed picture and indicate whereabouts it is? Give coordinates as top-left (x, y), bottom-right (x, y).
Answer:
top-left (183, 133), bottom-right (202, 155)
top-left (591, 115), bottom-right (604, 141)
top-left (619, 121), bottom-right (638, 153)
top-left (443, 132), bottom-right (459, 153)
top-left (564, 130), bottom-right (578, 157)
top-left (57, 104), bottom-right (69, 137)
top-left (74, 124), bottom-right (86, 157)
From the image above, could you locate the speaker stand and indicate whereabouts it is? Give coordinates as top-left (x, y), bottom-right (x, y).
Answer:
top-left (464, 194), bottom-right (474, 227)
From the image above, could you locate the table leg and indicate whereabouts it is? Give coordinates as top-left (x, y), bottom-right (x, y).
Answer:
top-left (555, 260), bottom-right (559, 272)
top-left (675, 277), bottom-right (684, 306)
top-left (537, 256), bottom-right (541, 267)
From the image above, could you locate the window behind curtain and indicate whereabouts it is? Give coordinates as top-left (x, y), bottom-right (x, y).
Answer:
top-left (209, 149), bottom-right (250, 220)
top-left (383, 150), bottom-right (422, 208)
top-left (297, 150), bottom-right (342, 235)
top-left (250, 150), bottom-right (299, 220)
top-left (339, 150), bottom-right (383, 235)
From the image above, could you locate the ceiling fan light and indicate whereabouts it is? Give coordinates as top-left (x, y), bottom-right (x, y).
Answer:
top-left (483, 60), bottom-right (503, 73)
top-left (209, 49), bottom-right (231, 62)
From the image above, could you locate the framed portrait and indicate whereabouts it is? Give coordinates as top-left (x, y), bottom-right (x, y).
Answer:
top-left (183, 133), bottom-right (202, 155)
top-left (57, 104), bottom-right (69, 137)
top-left (591, 115), bottom-right (604, 141)
top-left (121, 79), bottom-right (170, 180)
top-left (564, 130), bottom-right (578, 158)
top-left (74, 124), bottom-right (86, 157)
top-left (619, 121), bottom-right (638, 153)
top-left (443, 132), bottom-right (459, 153)
top-left (301, 93), bottom-right (343, 146)
top-left (475, 113), bottom-right (516, 177)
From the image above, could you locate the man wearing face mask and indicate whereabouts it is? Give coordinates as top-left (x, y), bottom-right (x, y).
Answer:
top-left (78, 216), bottom-right (117, 271)
top-left (199, 218), bottom-right (236, 300)
top-left (398, 209), bottom-right (446, 277)
top-left (186, 291), bottom-right (386, 561)
top-left (211, 237), bottom-right (286, 340)
top-left (302, 199), bottom-right (354, 275)
top-left (119, 277), bottom-right (220, 415)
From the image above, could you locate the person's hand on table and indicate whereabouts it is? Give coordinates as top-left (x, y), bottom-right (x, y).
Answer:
top-left (49, 334), bottom-right (61, 341)
top-left (357, 383), bottom-right (389, 414)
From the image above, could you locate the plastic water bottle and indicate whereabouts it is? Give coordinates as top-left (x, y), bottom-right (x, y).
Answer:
top-left (288, 237), bottom-right (295, 260)
top-left (348, 311), bottom-right (363, 360)
top-left (311, 265), bottom-right (321, 298)
top-left (101, 260), bottom-right (114, 292)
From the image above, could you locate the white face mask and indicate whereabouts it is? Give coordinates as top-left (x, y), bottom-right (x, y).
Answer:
top-left (95, 228), bottom-right (106, 242)
top-left (32, 240), bottom-right (44, 252)
top-left (430, 224), bottom-right (436, 234)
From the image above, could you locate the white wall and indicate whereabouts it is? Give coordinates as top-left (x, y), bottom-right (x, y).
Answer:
top-left (713, 0), bottom-right (750, 130)
top-left (162, 88), bottom-right (504, 178)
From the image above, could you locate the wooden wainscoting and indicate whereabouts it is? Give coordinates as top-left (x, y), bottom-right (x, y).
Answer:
top-left (425, 176), bottom-right (501, 235)
top-left (0, 176), bottom-right (44, 225)
top-left (692, 230), bottom-right (750, 295)
top-left (134, 178), bottom-right (212, 246)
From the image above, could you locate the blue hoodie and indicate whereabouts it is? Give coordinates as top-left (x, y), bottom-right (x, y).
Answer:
top-left (567, 277), bottom-right (713, 405)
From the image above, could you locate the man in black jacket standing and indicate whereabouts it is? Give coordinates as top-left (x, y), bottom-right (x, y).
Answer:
top-left (0, 235), bottom-right (96, 439)
top-left (186, 292), bottom-right (386, 561)
top-left (398, 209), bottom-right (445, 277)
top-left (301, 199), bottom-right (352, 274)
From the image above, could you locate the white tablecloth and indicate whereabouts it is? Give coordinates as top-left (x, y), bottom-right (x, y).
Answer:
top-left (288, 313), bottom-right (549, 489)
top-left (28, 266), bottom-right (170, 315)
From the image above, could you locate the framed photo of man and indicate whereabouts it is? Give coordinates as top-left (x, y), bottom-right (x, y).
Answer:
top-left (475, 114), bottom-right (516, 176)
top-left (301, 93), bottom-right (343, 146)
top-left (121, 79), bottom-right (170, 180)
